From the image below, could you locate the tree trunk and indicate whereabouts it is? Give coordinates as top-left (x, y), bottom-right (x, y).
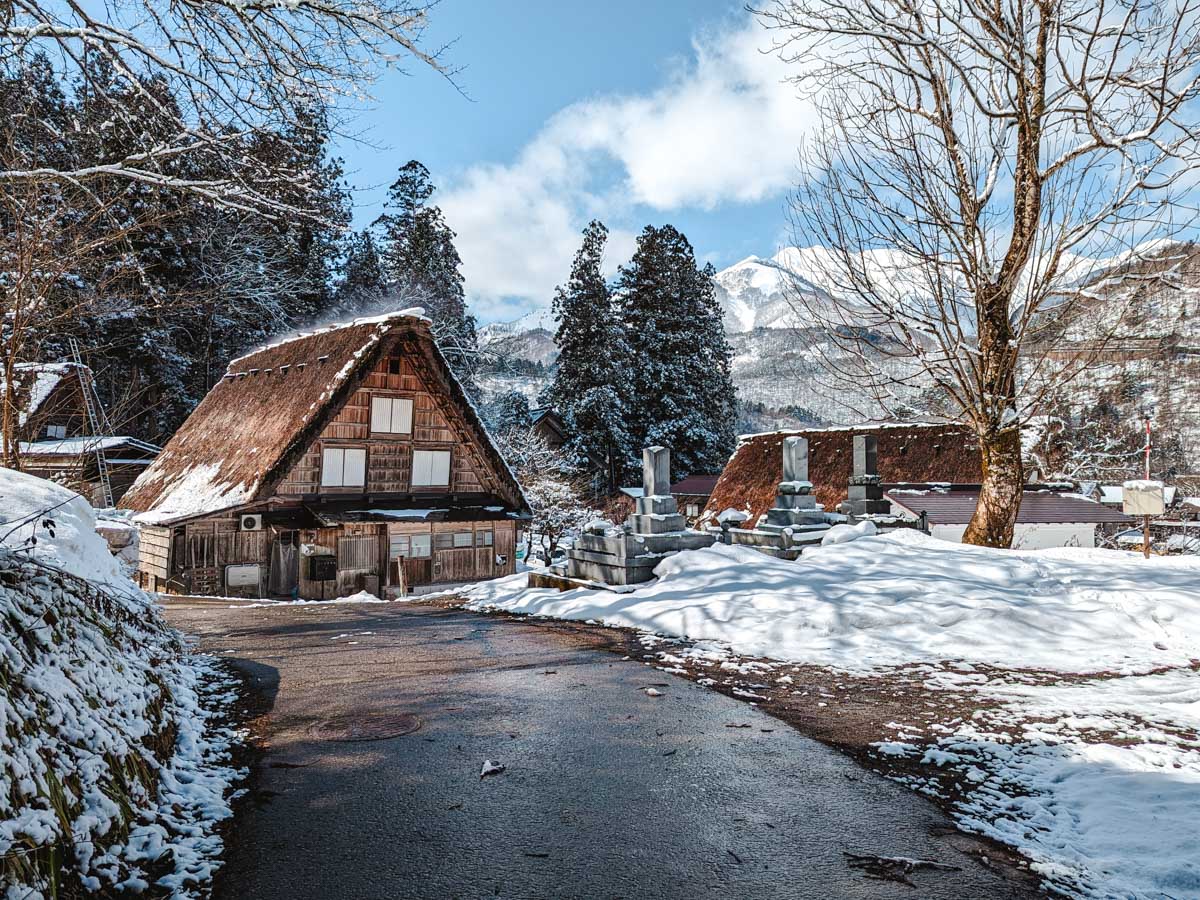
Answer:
top-left (1, 357), bottom-right (21, 471)
top-left (963, 426), bottom-right (1024, 547)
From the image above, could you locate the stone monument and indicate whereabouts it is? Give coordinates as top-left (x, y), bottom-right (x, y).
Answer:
top-left (565, 447), bottom-right (715, 586)
top-left (839, 434), bottom-right (892, 518)
top-left (753, 436), bottom-right (830, 553)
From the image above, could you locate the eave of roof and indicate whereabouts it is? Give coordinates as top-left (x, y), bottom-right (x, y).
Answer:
top-left (887, 490), bottom-right (1135, 525)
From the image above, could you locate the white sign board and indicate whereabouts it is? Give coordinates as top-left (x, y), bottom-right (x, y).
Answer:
top-left (225, 564), bottom-right (262, 588)
top-left (1123, 480), bottom-right (1165, 517)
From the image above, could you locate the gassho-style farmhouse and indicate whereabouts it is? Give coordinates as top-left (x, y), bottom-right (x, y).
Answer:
top-left (120, 311), bottom-right (530, 599)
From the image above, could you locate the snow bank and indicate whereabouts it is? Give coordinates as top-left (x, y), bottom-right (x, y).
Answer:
top-left (0, 469), bottom-right (242, 897)
top-left (0, 468), bottom-right (128, 588)
top-left (466, 532), bottom-right (1200, 673)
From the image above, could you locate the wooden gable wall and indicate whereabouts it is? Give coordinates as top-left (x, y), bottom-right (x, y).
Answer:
top-left (274, 345), bottom-right (498, 498)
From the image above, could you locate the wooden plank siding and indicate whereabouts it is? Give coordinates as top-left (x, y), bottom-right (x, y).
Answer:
top-left (137, 525), bottom-right (171, 586)
top-left (274, 353), bottom-right (492, 497)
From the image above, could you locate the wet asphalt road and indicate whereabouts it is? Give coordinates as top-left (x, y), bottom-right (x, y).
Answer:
top-left (162, 598), bottom-right (1036, 900)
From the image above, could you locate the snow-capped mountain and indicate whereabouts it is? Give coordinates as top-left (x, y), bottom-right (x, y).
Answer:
top-left (477, 242), bottom-right (1200, 467)
top-left (710, 252), bottom-right (816, 332)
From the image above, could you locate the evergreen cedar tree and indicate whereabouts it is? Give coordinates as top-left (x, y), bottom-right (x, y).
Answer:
top-left (332, 229), bottom-right (387, 317)
top-left (542, 220), bottom-right (630, 494)
top-left (616, 224), bottom-right (737, 481)
top-left (374, 161), bottom-right (478, 392)
top-left (489, 391), bottom-right (534, 435)
top-left (2, 54), bottom-right (349, 443)
top-left (545, 220), bottom-right (737, 491)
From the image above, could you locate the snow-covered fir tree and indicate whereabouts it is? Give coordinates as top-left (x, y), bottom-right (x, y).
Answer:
top-left (375, 160), bottom-right (478, 389)
top-left (487, 390), bottom-right (534, 436)
top-left (332, 229), bottom-right (388, 317)
top-left (541, 220), bottom-right (630, 494)
top-left (616, 224), bottom-right (736, 479)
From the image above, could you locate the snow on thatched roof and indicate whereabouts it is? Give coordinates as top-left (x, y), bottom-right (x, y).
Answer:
top-left (0, 361), bottom-right (86, 430)
top-left (701, 423), bottom-right (981, 526)
top-left (120, 310), bottom-right (522, 524)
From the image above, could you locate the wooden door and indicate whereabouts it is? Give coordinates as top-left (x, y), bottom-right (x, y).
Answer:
top-left (434, 548), bottom-right (475, 582)
top-left (494, 523), bottom-right (516, 575)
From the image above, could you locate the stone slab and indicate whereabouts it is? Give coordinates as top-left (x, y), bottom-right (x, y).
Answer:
top-left (629, 513), bottom-right (688, 534)
top-left (636, 495), bottom-right (679, 516)
top-left (643, 446), bottom-right (671, 498)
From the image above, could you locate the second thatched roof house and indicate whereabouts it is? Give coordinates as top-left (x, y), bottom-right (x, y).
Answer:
top-left (121, 310), bottom-right (529, 599)
top-left (701, 423), bottom-right (983, 527)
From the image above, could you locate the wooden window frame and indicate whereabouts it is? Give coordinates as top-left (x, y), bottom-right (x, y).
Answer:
top-left (320, 445), bottom-right (367, 489)
top-left (411, 448), bottom-right (452, 489)
top-left (369, 394), bottom-right (414, 437)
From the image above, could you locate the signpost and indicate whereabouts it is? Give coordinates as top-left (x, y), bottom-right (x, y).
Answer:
top-left (1123, 417), bottom-right (1163, 559)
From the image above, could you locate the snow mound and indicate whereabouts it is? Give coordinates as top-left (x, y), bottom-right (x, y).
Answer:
top-left (465, 531), bottom-right (1200, 673)
top-left (335, 589), bottom-right (382, 603)
top-left (0, 467), bottom-right (126, 588)
top-left (820, 520), bottom-right (877, 545)
top-left (0, 469), bottom-right (242, 896)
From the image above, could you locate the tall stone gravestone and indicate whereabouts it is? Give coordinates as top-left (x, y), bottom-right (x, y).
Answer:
top-left (839, 434), bottom-right (892, 517)
top-left (760, 436), bottom-right (829, 537)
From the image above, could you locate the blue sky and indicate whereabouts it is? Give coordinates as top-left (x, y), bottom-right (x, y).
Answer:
top-left (333, 1), bottom-right (816, 324)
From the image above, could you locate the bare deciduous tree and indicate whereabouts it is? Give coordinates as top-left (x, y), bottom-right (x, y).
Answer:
top-left (758, 0), bottom-right (1200, 546)
top-left (0, 181), bottom-right (161, 467)
top-left (1, 0), bottom-right (449, 216)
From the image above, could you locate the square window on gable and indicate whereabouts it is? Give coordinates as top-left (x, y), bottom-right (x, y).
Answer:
top-left (371, 396), bottom-right (413, 435)
top-left (388, 357), bottom-right (402, 376)
top-left (46, 424), bottom-right (66, 439)
top-left (321, 447), bottom-right (366, 488)
top-left (412, 449), bottom-right (451, 487)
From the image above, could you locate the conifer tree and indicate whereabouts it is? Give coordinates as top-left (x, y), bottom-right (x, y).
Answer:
top-left (616, 224), bottom-right (736, 479)
top-left (542, 220), bottom-right (628, 494)
top-left (333, 229), bottom-right (387, 317)
top-left (375, 160), bottom-right (477, 388)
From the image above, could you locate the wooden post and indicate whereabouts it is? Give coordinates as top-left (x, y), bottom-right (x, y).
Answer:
top-left (1143, 416), bottom-right (1152, 559)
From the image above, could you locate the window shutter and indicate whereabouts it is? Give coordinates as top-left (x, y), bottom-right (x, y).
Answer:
top-left (371, 396), bottom-right (392, 433)
top-left (431, 450), bottom-right (451, 485)
top-left (321, 448), bottom-right (344, 486)
top-left (344, 448), bottom-right (366, 486)
top-left (392, 398), bottom-right (413, 434)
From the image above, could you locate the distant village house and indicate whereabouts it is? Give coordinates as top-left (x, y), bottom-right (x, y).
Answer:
top-left (2, 361), bottom-right (160, 505)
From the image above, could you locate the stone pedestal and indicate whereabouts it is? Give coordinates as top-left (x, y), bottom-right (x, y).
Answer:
top-left (565, 446), bottom-right (714, 586)
top-left (839, 436), bottom-right (893, 517)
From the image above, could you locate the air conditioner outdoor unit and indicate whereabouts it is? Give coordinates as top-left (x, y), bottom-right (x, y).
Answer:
top-left (240, 514), bottom-right (264, 531)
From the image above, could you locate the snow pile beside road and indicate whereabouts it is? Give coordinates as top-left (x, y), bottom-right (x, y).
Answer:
top-left (466, 532), bottom-right (1200, 673)
top-left (1, 470), bottom-right (242, 897)
top-left (0, 468), bottom-right (130, 589)
top-left (464, 531), bottom-right (1200, 897)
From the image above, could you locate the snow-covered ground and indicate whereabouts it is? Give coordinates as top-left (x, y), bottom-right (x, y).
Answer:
top-left (0, 468), bottom-right (244, 898)
top-left (463, 532), bottom-right (1200, 898)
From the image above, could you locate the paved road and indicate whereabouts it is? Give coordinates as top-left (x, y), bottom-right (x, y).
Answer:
top-left (163, 598), bottom-right (1036, 900)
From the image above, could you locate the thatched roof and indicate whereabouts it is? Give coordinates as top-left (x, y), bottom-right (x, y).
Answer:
top-left (121, 310), bottom-right (526, 524)
top-left (701, 423), bottom-right (981, 526)
top-left (0, 362), bottom-right (85, 434)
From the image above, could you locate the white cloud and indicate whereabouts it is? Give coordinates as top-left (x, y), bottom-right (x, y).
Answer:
top-left (439, 15), bottom-right (818, 323)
